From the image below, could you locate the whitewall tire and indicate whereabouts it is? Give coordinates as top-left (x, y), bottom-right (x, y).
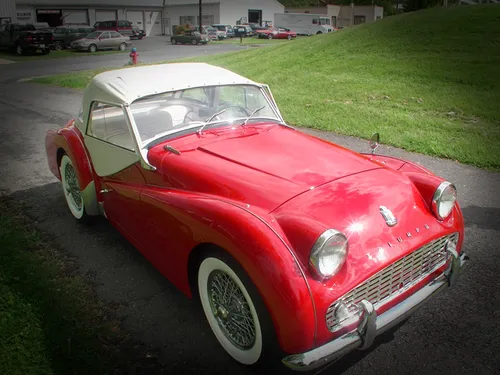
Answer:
top-left (59, 154), bottom-right (86, 220)
top-left (198, 256), bottom-right (264, 365)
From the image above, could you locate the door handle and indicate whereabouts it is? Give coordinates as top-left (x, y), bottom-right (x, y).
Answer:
top-left (100, 188), bottom-right (113, 194)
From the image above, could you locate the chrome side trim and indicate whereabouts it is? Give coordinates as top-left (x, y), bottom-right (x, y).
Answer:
top-left (282, 251), bottom-right (468, 372)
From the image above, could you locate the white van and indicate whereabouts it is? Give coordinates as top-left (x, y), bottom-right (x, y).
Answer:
top-left (274, 13), bottom-right (333, 36)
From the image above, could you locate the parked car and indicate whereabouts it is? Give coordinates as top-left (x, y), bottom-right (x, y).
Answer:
top-left (33, 22), bottom-right (54, 33)
top-left (248, 23), bottom-right (270, 35)
top-left (52, 25), bottom-right (96, 50)
top-left (233, 24), bottom-right (253, 37)
top-left (70, 30), bottom-right (131, 52)
top-left (191, 25), bottom-right (219, 40)
top-left (211, 24), bottom-right (234, 38)
top-left (44, 62), bottom-right (468, 372)
top-left (94, 20), bottom-right (134, 37)
top-left (131, 26), bottom-right (145, 40)
top-left (257, 27), bottom-right (297, 40)
top-left (170, 30), bottom-right (209, 45)
top-left (0, 23), bottom-right (53, 55)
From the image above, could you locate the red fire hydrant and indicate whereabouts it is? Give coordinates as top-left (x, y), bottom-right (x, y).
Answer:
top-left (129, 47), bottom-right (138, 65)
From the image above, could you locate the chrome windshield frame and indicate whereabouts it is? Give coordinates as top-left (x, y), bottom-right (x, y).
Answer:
top-left (125, 83), bottom-right (289, 151)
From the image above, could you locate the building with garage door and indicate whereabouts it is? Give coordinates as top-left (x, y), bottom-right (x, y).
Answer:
top-left (163, 0), bottom-right (284, 33)
top-left (14, 0), bottom-right (284, 36)
top-left (15, 0), bottom-right (165, 36)
top-left (1, 0), bottom-right (17, 24)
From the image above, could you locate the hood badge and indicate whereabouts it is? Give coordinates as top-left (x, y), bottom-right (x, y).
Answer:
top-left (380, 206), bottom-right (397, 227)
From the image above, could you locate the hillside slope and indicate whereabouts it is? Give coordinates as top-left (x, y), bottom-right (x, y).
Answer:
top-left (186, 5), bottom-right (500, 170)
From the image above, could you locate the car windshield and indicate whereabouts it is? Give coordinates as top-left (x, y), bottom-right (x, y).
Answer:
top-left (129, 84), bottom-right (281, 146)
top-left (85, 31), bottom-right (100, 39)
top-left (53, 27), bottom-right (66, 33)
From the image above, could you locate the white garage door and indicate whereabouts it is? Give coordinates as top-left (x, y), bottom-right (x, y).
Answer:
top-left (95, 10), bottom-right (117, 22)
top-left (144, 11), bottom-right (162, 36)
top-left (126, 10), bottom-right (143, 28)
top-left (62, 10), bottom-right (88, 25)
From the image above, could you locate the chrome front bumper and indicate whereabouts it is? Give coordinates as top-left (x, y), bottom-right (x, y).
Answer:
top-left (282, 250), bottom-right (468, 371)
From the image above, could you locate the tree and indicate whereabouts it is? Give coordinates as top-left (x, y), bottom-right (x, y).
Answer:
top-left (402, 0), bottom-right (440, 11)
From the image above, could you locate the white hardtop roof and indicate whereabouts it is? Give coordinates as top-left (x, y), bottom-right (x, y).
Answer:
top-left (79, 62), bottom-right (259, 128)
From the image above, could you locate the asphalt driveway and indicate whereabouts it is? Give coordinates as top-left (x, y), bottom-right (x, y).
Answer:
top-left (0, 82), bottom-right (499, 375)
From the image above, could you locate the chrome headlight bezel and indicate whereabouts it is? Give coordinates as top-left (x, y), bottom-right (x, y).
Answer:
top-left (309, 229), bottom-right (349, 280)
top-left (431, 181), bottom-right (457, 220)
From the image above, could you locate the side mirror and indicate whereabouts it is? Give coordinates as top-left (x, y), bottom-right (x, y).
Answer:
top-left (369, 132), bottom-right (380, 154)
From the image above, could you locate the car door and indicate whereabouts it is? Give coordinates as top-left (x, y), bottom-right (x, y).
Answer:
top-left (109, 31), bottom-right (123, 47)
top-left (179, 32), bottom-right (189, 43)
top-left (97, 31), bottom-right (112, 48)
top-left (83, 101), bottom-right (146, 245)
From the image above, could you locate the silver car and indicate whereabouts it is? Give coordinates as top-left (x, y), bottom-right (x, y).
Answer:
top-left (70, 30), bottom-right (131, 53)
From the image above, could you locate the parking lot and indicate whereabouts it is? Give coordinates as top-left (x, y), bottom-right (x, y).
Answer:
top-left (0, 35), bottom-right (246, 84)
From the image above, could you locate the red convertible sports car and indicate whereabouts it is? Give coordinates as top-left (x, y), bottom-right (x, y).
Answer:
top-left (45, 63), bottom-right (467, 371)
top-left (257, 27), bottom-right (297, 40)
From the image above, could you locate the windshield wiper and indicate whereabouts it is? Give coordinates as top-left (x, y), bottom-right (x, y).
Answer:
top-left (197, 108), bottom-right (228, 135)
top-left (242, 105), bottom-right (266, 127)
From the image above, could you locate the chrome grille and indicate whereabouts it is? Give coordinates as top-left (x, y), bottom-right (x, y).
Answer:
top-left (326, 232), bottom-right (458, 331)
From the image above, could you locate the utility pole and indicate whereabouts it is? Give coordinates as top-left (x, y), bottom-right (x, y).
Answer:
top-left (199, 0), bottom-right (202, 31)
top-left (349, 2), bottom-right (354, 26)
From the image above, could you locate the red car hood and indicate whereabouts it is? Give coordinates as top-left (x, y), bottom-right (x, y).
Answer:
top-left (271, 165), bottom-right (450, 289)
top-left (148, 124), bottom-right (381, 212)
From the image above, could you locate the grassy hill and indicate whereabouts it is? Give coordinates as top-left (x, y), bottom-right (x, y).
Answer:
top-left (35, 5), bottom-right (500, 170)
top-left (185, 5), bottom-right (500, 170)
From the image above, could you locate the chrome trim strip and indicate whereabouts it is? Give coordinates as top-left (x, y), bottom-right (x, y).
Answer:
top-left (282, 251), bottom-right (468, 372)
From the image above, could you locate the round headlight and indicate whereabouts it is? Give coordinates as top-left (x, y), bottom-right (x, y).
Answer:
top-left (310, 229), bottom-right (348, 280)
top-left (432, 181), bottom-right (457, 220)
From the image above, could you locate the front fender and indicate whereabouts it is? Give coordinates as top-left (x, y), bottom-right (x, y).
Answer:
top-left (139, 187), bottom-right (316, 354)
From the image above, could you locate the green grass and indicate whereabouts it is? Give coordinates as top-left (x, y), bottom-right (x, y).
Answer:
top-left (0, 49), bottom-right (123, 62)
top-left (32, 5), bottom-right (500, 171)
top-left (0, 197), bottom-right (163, 375)
top-left (212, 37), bottom-right (290, 45)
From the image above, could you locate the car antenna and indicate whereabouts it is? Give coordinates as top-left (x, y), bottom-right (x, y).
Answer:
top-left (197, 108), bottom-right (228, 135)
top-left (242, 105), bottom-right (266, 127)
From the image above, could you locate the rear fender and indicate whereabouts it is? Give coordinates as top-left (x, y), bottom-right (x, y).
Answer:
top-left (140, 187), bottom-right (317, 354)
top-left (45, 120), bottom-right (100, 215)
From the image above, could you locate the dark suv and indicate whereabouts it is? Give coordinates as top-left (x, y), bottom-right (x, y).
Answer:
top-left (52, 26), bottom-right (95, 50)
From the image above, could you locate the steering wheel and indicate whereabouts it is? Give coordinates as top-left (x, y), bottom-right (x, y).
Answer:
top-left (183, 110), bottom-right (198, 123)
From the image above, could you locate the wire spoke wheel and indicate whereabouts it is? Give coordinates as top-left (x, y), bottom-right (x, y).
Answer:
top-left (198, 256), bottom-right (263, 365)
top-left (208, 270), bottom-right (257, 350)
top-left (59, 155), bottom-right (85, 220)
top-left (64, 162), bottom-right (83, 211)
